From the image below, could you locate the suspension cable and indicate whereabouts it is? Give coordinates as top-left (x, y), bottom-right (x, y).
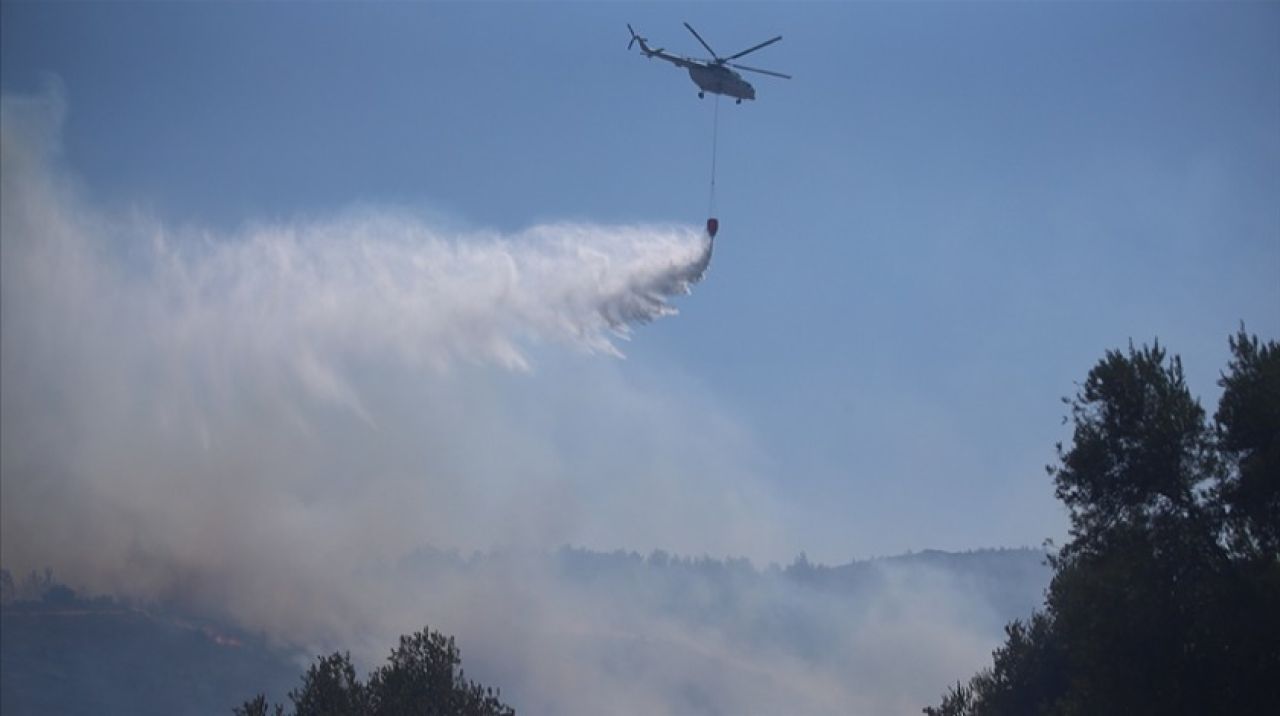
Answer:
top-left (708, 93), bottom-right (719, 216)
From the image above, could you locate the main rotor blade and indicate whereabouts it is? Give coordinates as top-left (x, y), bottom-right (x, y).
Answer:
top-left (728, 62), bottom-right (792, 80)
top-left (725, 35), bottom-right (782, 61)
top-left (683, 22), bottom-right (718, 59)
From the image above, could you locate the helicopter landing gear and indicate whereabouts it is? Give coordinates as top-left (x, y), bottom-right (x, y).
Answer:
top-left (698, 91), bottom-right (705, 99)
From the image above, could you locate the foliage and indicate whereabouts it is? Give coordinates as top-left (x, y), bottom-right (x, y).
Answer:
top-left (1214, 328), bottom-right (1280, 560)
top-left (926, 328), bottom-right (1280, 715)
top-left (234, 694), bottom-right (284, 716)
top-left (1050, 341), bottom-right (1218, 561)
top-left (236, 626), bottom-right (514, 716)
top-left (924, 613), bottom-right (1064, 716)
top-left (291, 652), bottom-right (367, 716)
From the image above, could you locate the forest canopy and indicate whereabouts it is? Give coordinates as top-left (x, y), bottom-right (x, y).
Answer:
top-left (926, 328), bottom-right (1280, 714)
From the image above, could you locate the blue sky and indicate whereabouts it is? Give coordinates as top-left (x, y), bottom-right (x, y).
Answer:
top-left (3, 1), bottom-right (1278, 563)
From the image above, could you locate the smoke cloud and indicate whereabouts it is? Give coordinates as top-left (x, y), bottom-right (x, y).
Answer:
top-left (0, 83), bottom-right (753, 630)
top-left (1, 89), bottom-right (1036, 714)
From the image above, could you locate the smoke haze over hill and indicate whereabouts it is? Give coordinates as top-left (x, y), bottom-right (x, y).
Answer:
top-left (2, 88), bottom-right (1050, 714)
top-left (1, 549), bottom-right (1051, 715)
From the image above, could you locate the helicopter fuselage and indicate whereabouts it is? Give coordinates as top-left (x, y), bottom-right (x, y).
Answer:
top-left (688, 64), bottom-right (755, 101)
top-left (627, 23), bottom-right (785, 102)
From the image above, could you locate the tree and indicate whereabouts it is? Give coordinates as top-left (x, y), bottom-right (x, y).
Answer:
top-left (233, 694), bottom-right (284, 716)
top-left (1214, 328), bottom-right (1280, 560)
top-left (1050, 341), bottom-right (1217, 562)
top-left (923, 612), bottom-right (1065, 716)
top-left (291, 653), bottom-right (367, 716)
top-left (235, 627), bottom-right (513, 716)
top-left (367, 630), bottom-right (513, 716)
top-left (926, 330), bottom-right (1280, 715)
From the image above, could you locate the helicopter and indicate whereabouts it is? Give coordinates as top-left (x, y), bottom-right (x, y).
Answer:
top-left (627, 23), bottom-right (791, 104)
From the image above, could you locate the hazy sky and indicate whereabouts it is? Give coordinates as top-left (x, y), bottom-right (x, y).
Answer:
top-left (3, 0), bottom-right (1277, 566)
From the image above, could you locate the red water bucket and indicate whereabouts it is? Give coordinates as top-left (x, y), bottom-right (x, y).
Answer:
top-left (706, 217), bottom-right (719, 238)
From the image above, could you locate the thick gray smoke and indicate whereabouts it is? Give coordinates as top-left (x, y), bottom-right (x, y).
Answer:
top-left (1, 86), bottom-right (756, 634)
top-left (1, 89), bottom-right (1032, 714)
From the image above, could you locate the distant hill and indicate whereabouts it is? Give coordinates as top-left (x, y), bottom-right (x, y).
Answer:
top-left (1, 548), bottom-right (1051, 715)
top-left (545, 545), bottom-right (1050, 616)
top-left (0, 575), bottom-right (299, 716)
top-left (791, 548), bottom-right (1051, 623)
top-left (541, 546), bottom-right (1051, 656)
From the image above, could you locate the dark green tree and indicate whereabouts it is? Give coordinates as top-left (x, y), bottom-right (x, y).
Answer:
top-left (235, 627), bottom-right (513, 716)
top-left (367, 630), bottom-right (514, 716)
top-left (291, 652), bottom-right (367, 716)
top-left (926, 330), bottom-right (1280, 715)
top-left (925, 612), bottom-right (1065, 716)
top-left (1050, 341), bottom-right (1218, 560)
top-left (1214, 328), bottom-right (1280, 560)
top-left (233, 694), bottom-right (284, 716)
